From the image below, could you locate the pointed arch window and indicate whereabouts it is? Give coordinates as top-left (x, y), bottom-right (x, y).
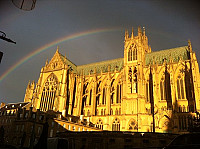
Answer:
top-left (116, 84), bottom-right (122, 103)
top-left (89, 89), bottom-right (92, 105)
top-left (96, 119), bottom-right (103, 130)
top-left (112, 118), bottom-right (120, 131)
top-left (133, 46), bottom-right (137, 60)
top-left (102, 88), bottom-right (106, 105)
top-left (160, 77), bottom-right (165, 100)
top-left (128, 119), bottom-right (137, 130)
top-left (146, 82), bottom-right (150, 102)
top-left (177, 75), bottom-right (185, 99)
top-left (128, 49), bottom-right (132, 61)
top-left (128, 44), bottom-right (137, 61)
top-left (110, 79), bottom-right (115, 104)
top-left (96, 81), bottom-right (101, 105)
top-left (40, 74), bottom-right (58, 112)
top-left (82, 83), bottom-right (89, 106)
top-left (128, 67), bottom-right (137, 93)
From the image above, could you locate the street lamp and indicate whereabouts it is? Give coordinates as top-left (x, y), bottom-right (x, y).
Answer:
top-left (0, 31), bottom-right (16, 44)
top-left (12, 0), bottom-right (36, 11)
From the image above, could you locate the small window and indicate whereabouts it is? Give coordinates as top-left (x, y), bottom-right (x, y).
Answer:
top-left (39, 115), bottom-right (43, 121)
top-left (68, 125), bottom-right (71, 130)
top-left (52, 122), bottom-right (54, 127)
top-left (50, 129), bottom-right (53, 137)
top-left (25, 112), bottom-right (28, 118)
top-left (38, 127), bottom-right (41, 135)
top-left (32, 114), bottom-right (36, 119)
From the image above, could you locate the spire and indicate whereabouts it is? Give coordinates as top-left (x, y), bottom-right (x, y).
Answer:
top-left (149, 45), bottom-right (151, 53)
top-left (26, 80), bottom-right (31, 90)
top-left (143, 27), bottom-right (145, 36)
top-left (56, 46), bottom-right (59, 53)
top-left (31, 81), bottom-right (35, 89)
top-left (125, 29), bottom-right (129, 40)
top-left (45, 59), bottom-right (48, 67)
top-left (188, 39), bottom-right (192, 53)
top-left (138, 26), bottom-right (142, 36)
top-left (27, 80), bottom-right (31, 88)
top-left (131, 27), bottom-right (134, 39)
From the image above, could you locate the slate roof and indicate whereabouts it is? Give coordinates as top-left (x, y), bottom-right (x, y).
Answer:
top-left (77, 58), bottom-right (124, 75)
top-left (59, 46), bottom-right (190, 75)
top-left (145, 46), bottom-right (190, 65)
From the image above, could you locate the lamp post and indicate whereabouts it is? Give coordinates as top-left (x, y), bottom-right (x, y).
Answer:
top-left (12, 0), bottom-right (36, 11)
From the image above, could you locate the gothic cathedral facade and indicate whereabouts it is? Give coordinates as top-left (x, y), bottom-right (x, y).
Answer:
top-left (24, 27), bottom-right (200, 133)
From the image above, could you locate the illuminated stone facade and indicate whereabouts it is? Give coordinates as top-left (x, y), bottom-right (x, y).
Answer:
top-left (24, 27), bottom-right (200, 133)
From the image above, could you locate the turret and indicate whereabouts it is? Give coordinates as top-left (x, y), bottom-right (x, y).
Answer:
top-left (131, 27), bottom-right (134, 39)
top-left (142, 27), bottom-right (145, 36)
top-left (138, 26), bottom-right (142, 37)
top-left (125, 29), bottom-right (129, 40)
top-left (188, 39), bottom-right (192, 53)
top-left (31, 81), bottom-right (35, 90)
top-left (45, 59), bottom-right (48, 67)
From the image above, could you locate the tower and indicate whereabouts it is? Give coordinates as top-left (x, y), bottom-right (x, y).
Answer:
top-left (123, 27), bottom-right (151, 131)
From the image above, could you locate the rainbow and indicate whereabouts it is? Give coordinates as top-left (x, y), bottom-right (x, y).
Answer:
top-left (0, 27), bottom-right (122, 83)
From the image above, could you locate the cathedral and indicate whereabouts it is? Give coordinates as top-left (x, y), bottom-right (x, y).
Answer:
top-left (24, 27), bottom-right (200, 133)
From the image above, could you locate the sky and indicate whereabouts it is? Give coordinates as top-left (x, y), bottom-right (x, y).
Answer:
top-left (0, 0), bottom-right (200, 104)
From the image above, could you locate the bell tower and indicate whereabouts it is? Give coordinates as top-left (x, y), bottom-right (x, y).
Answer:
top-left (123, 27), bottom-right (151, 116)
top-left (124, 27), bottom-right (150, 94)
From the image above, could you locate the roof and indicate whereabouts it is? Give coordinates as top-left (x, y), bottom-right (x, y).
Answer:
top-left (145, 46), bottom-right (190, 65)
top-left (59, 53), bottom-right (77, 72)
top-left (58, 46), bottom-right (190, 75)
top-left (77, 58), bottom-right (124, 75)
top-left (0, 102), bottom-right (30, 111)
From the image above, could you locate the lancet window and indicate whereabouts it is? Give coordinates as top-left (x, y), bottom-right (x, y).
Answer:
top-left (116, 83), bottom-right (122, 103)
top-left (110, 79), bottom-right (115, 104)
top-left (177, 75), bottom-right (185, 99)
top-left (128, 67), bottom-right (137, 93)
top-left (146, 82), bottom-right (150, 102)
top-left (96, 119), bottom-right (103, 130)
top-left (102, 88), bottom-right (106, 105)
top-left (89, 89), bottom-right (92, 105)
top-left (160, 77), bottom-right (165, 100)
top-left (96, 81), bottom-right (101, 105)
top-left (128, 119), bottom-right (137, 130)
top-left (40, 74), bottom-right (58, 112)
top-left (82, 83), bottom-right (89, 106)
top-left (112, 118), bottom-right (120, 131)
top-left (128, 44), bottom-right (137, 61)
